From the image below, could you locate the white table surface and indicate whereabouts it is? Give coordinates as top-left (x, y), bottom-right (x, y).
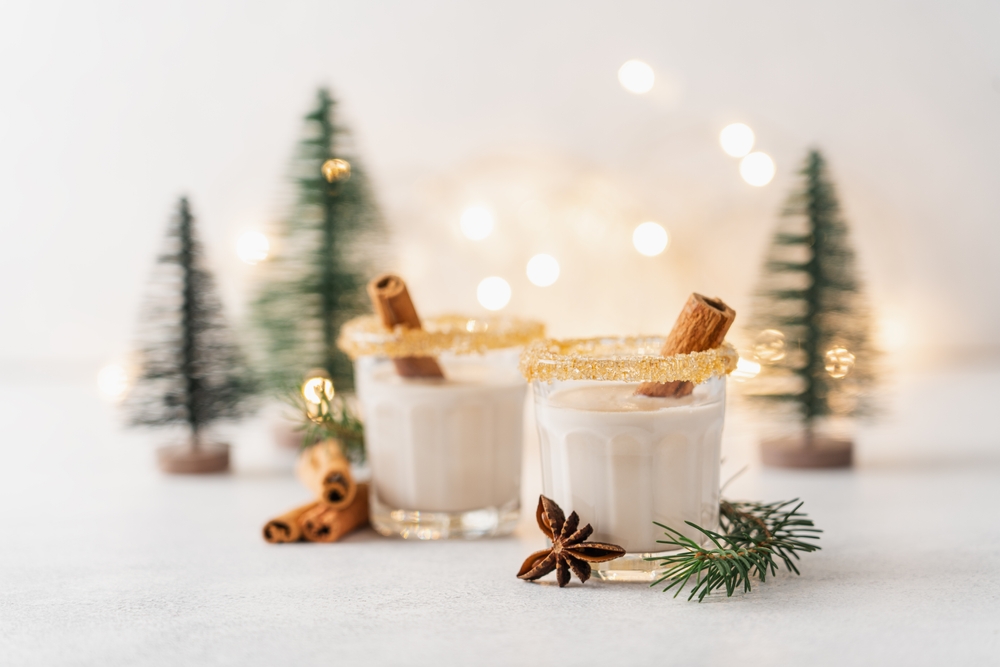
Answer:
top-left (2, 364), bottom-right (999, 666)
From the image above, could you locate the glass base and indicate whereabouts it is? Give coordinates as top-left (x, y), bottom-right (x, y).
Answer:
top-left (594, 549), bottom-right (684, 583)
top-left (370, 491), bottom-right (520, 540)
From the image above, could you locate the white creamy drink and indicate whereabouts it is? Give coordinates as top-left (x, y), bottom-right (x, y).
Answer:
top-left (356, 357), bottom-right (526, 514)
top-left (535, 378), bottom-right (725, 554)
top-left (341, 310), bottom-right (544, 539)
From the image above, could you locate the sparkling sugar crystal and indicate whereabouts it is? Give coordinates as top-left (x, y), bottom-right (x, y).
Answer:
top-left (519, 337), bottom-right (738, 384)
top-left (338, 314), bottom-right (544, 360)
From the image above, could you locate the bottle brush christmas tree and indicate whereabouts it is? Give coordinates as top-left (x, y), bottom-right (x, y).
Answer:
top-left (252, 88), bottom-right (387, 398)
top-left (746, 149), bottom-right (877, 468)
top-left (126, 197), bottom-right (256, 473)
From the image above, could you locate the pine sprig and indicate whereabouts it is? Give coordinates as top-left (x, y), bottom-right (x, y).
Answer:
top-left (282, 383), bottom-right (365, 463)
top-left (650, 499), bottom-right (821, 601)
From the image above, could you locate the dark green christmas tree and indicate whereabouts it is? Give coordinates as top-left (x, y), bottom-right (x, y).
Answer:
top-left (126, 197), bottom-right (256, 447)
top-left (747, 149), bottom-right (877, 442)
top-left (252, 88), bottom-right (387, 392)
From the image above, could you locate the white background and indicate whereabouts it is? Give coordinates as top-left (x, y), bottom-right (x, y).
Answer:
top-left (2, 0), bottom-right (999, 373)
top-left (3, 6), bottom-right (1000, 662)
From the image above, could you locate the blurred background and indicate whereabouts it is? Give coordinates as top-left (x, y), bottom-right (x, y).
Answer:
top-left (4, 6), bottom-right (1000, 659)
top-left (2, 2), bottom-right (999, 441)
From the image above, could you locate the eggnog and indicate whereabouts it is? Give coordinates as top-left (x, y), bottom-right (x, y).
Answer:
top-left (355, 355), bottom-right (526, 537)
top-left (534, 377), bottom-right (726, 555)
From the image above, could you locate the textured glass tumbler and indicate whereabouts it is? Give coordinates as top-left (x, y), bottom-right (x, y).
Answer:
top-left (533, 375), bottom-right (726, 581)
top-left (355, 350), bottom-right (526, 539)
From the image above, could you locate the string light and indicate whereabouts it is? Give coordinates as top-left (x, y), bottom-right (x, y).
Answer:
top-left (477, 277), bottom-right (511, 311)
top-left (460, 206), bottom-right (495, 240)
top-left (302, 376), bottom-right (335, 404)
top-left (719, 123), bottom-right (755, 158)
top-left (618, 60), bottom-right (655, 94)
top-left (753, 329), bottom-right (786, 362)
top-left (97, 364), bottom-right (128, 401)
top-left (740, 152), bottom-right (775, 186)
top-left (236, 231), bottom-right (270, 265)
top-left (632, 222), bottom-right (669, 257)
top-left (526, 254), bottom-right (560, 287)
top-left (824, 347), bottom-right (856, 379)
top-left (321, 159), bottom-right (351, 182)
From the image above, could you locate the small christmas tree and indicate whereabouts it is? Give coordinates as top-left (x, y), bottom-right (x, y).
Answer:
top-left (252, 88), bottom-right (387, 394)
top-left (127, 197), bottom-right (256, 473)
top-left (747, 149), bottom-right (877, 468)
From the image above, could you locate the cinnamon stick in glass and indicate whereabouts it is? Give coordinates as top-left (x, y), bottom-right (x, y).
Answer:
top-left (635, 293), bottom-right (736, 398)
top-left (367, 273), bottom-right (444, 379)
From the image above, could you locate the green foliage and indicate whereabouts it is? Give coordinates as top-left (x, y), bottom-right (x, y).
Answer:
top-left (126, 197), bottom-right (256, 445)
top-left (282, 380), bottom-right (365, 464)
top-left (252, 88), bottom-right (387, 393)
top-left (747, 149), bottom-right (877, 432)
top-left (651, 499), bottom-right (821, 601)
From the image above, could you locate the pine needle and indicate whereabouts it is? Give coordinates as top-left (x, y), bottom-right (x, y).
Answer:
top-left (650, 499), bottom-right (821, 601)
top-left (283, 382), bottom-right (365, 463)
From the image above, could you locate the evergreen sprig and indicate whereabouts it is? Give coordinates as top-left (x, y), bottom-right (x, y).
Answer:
top-left (651, 499), bottom-right (821, 602)
top-left (283, 382), bottom-right (365, 463)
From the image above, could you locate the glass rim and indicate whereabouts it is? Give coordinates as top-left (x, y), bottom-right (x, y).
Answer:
top-left (519, 336), bottom-right (738, 384)
top-left (337, 314), bottom-right (545, 360)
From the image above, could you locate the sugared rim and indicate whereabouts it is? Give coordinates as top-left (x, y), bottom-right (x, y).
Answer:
top-left (337, 314), bottom-right (546, 360)
top-left (519, 336), bottom-right (738, 383)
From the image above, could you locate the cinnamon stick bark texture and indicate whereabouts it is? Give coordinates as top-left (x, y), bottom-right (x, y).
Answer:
top-left (262, 501), bottom-right (320, 544)
top-left (295, 439), bottom-right (357, 509)
top-left (367, 274), bottom-right (445, 379)
top-left (635, 293), bottom-right (736, 398)
top-left (300, 483), bottom-right (370, 543)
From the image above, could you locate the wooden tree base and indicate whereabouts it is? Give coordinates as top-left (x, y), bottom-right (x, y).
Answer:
top-left (157, 443), bottom-right (230, 474)
top-left (760, 436), bottom-right (853, 469)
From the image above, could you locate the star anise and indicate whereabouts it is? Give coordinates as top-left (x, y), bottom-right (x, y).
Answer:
top-left (517, 495), bottom-right (625, 587)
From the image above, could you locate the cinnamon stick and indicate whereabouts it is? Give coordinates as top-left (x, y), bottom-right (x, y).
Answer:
top-left (367, 273), bottom-right (444, 378)
top-left (635, 293), bottom-right (736, 398)
top-left (295, 439), bottom-right (357, 509)
top-left (300, 483), bottom-right (370, 543)
top-left (262, 501), bottom-right (320, 543)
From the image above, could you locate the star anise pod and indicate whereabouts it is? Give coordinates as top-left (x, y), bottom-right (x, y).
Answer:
top-left (517, 495), bottom-right (625, 587)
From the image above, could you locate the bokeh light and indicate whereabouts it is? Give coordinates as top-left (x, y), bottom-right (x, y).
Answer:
top-left (302, 376), bottom-right (335, 404)
top-left (731, 356), bottom-right (762, 381)
top-left (824, 347), bottom-right (856, 379)
top-left (618, 60), bottom-right (655, 94)
top-left (321, 158), bottom-right (351, 182)
top-left (477, 276), bottom-right (511, 311)
top-left (526, 254), bottom-right (560, 287)
top-left (236, 231), bottom-right (270, 265)
top-left (97, 364), bottom-right (128, 401)
top-left (753, 329), bottom-right (787, 362)
top-left (878, 315), bottom-right (909, 352)
top-left (740, 152), bottom-right (776, 186)
top-left (632, 222), bottom-right (669, 257)
top-left (719, 123), bottom-right (755, 158)
top-left (460, 206), bottom-right (495, 240)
